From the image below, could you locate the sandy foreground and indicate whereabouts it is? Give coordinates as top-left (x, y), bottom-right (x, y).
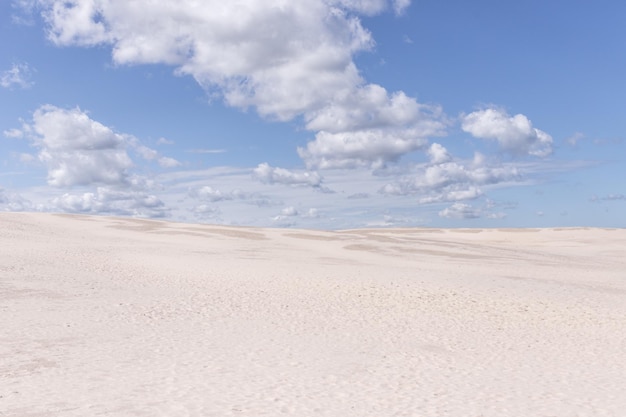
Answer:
top-left (1, 213), bottom-right (625, 417)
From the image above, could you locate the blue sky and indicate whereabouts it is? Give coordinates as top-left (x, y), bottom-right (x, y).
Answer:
top-left (1, 0), bottom-right (625, 229)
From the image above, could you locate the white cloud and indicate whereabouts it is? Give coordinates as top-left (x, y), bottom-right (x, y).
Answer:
top-left (11, 105), bottom-right (181, 186)
top-left (303, 208), bottom-right (319, 218)
top-left (35, 0), bottom-right (442, 170)
top-left (1, 62), bottom-right (35, 89)
top-left (590, 193), bottom-right (626, 202)
top-left (158, 157), bottom-right (181, 168)
top-left (462, 108), bottom-right (553, 157)
top-left (281, 206), bottom-right (299, 216)
top-left (51, 187), bottom-right (169, 217)
top-left (299, 128), bottom-right (429, 169)
top-left (438, 202), bottom-right (481, 219)
top-left (0, 188), bottom-right (35, 212)
top-left (566, 132), bottom-right (584, 147)
top-left (189, 186), bottom-right (232, 203)
top-left (156, 137), bottom-right (174, 145)
top-left (3, 128), bottom-right (24, 138)
top-left (427, 142), bottom-right (451, 164)
top-left (272, 205), bottom-right (301, 225)
top-left (253, 163), bottom-right (323, 187)
top-left (380, 145), bottom-right (519, 204)
top-left (14, 105), bottom-right (133, 187)
top-left (392, 0), bottom-right (411, 15)
top-left (10, 0), bottom-right (38, 25)
top-left (39, 1), bottom-right (372, 118)
top-left (301, 86), bottom-right (446, 169)
top-left (134, 144), bottom-right (158, 160)
top-left (130, 139), bottom-right (181, 167)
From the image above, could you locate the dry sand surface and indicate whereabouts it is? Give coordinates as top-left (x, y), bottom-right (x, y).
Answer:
top-left (1, 213), bottom-right (626, 417)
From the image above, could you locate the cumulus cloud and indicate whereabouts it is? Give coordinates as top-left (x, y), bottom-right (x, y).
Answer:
top-left (189, 186), bottom-right (234, 203)
top-left (15, 105), bottom-right (133, 187)
top-left (281, 206), bottom-right (299, 217)
top-left (38, 0), bottom-right (372, 118)
top-left (438, 203), bottom-right (481, 219)
top-left (33, 0), bottom-right (446, 169)
top-left (4, 105), bottom-right (184, 218)
top-left (156, 137), bottom-right (175, 145)
top-left (157, 157), bottom-right (180, 168)
top-left (272, 205), bottom-right (301, 225)
top-left (1, 62), bottom-right (35, 89)
top-left (253, 163), bottom-right (323, 187)
top-left (51, 187), bottom-right (169, 217)
top-left (427, 142), bottom-right (451, 164)
top-left (11, 105), bottom-right (180, 187)
top-left (300, 86), bottom-right (446, 169)
top-left (380, 144), bottom-right (519, 204)
top-left (0, 188), bottom-right (35, 212)
top-left (462, 108), bottom-right (553, 157)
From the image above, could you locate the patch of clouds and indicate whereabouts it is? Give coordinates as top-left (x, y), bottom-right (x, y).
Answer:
top-left (272, 206), bottom-right (300, 226)
top-left (10, 0), bottom-right (38, 25)
top-left (438, 203), bottom-right (481, 219)
top-left (189, 186), bottom-right (235, 203)
top-left (34, 0), bottom-right (445, 170)
top-left (10, 105), bottom-right (180, 187)
top-left (380, 144), bottom-right (520, 204)
top-left (300, 86), bottom-right (445, 168)
top-left (462, 107), bottom-right (553, 157)
top-left (302, 208), bottom-right (320, 218)
top-left (590, 194), bottom-right (625, 202)
top-left (0, 188), bottom-right (36, 212)
top-left (3, 128), bottom-right (24, 139)
top-left (129, 139), bottom-right (181, 168)
top-left (4, 105), bottom-right (186, 218)
top-left (156, 137), bottom-right (175, 145)
top-left (18, 153), bottom-right (36, 163)
top-left (565, 132), bottom-right (585, 147)
top-left (280, 206), bottom-right (299, 217)
top-left (348, 192), bottom-right (370, 199)
top-left (157, 157), bottom-right (181, 168)
top-left (50, 187), bottom-right (169, 218)
top-left (426, 142), bottom-right (451, 164)
top-left (1, 62), bottom-right (35, 89)
top-left (253, 163), bottom-right (323, 188)
top-left (15, 105), bottom-right (133, 187)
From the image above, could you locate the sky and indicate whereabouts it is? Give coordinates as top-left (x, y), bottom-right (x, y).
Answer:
top-left (1, 0), bottom-right (625, 229)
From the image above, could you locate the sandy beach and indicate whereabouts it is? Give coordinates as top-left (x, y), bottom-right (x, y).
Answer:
top-left (1, 213), bottom-right (625, 416)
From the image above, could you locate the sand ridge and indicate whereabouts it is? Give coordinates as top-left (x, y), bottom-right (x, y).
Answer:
top-left (1, 213), bottom-right (625, 416)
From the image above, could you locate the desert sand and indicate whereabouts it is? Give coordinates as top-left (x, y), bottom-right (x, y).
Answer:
top-left (1, 212), bottom-right (625, 416)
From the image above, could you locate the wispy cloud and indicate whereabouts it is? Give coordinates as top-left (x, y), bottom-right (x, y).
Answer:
top-left (1, 62), bottom-right (35, 89)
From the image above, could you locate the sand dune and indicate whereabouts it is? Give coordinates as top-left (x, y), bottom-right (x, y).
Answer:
top-left (1, 213), bottom-right (625, 416)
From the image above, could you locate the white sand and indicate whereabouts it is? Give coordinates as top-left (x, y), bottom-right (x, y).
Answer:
top-left (1, 213), bottom-right (625, 417)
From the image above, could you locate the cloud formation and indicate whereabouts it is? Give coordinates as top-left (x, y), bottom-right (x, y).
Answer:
top-left (33, 0), bottom-right (445, 169)
top-left (253, 163), bottom-right (323, 188)
top-left (10, 105), bottom-right (180, 187)
top-left (438, 202), bottom-right (481, 219)
top-left (15, 105), bottom-right (133, 187)
top-left (462, 108), bottom-right (553, 157)
top-left (1, 62), bottom-right (35, 89)
top-left (51, 187), bottom-right (169, 217)
top-left (3, 105), bottom-right (181, 218)
top-left (380, 144), bottom-right (519, 204)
